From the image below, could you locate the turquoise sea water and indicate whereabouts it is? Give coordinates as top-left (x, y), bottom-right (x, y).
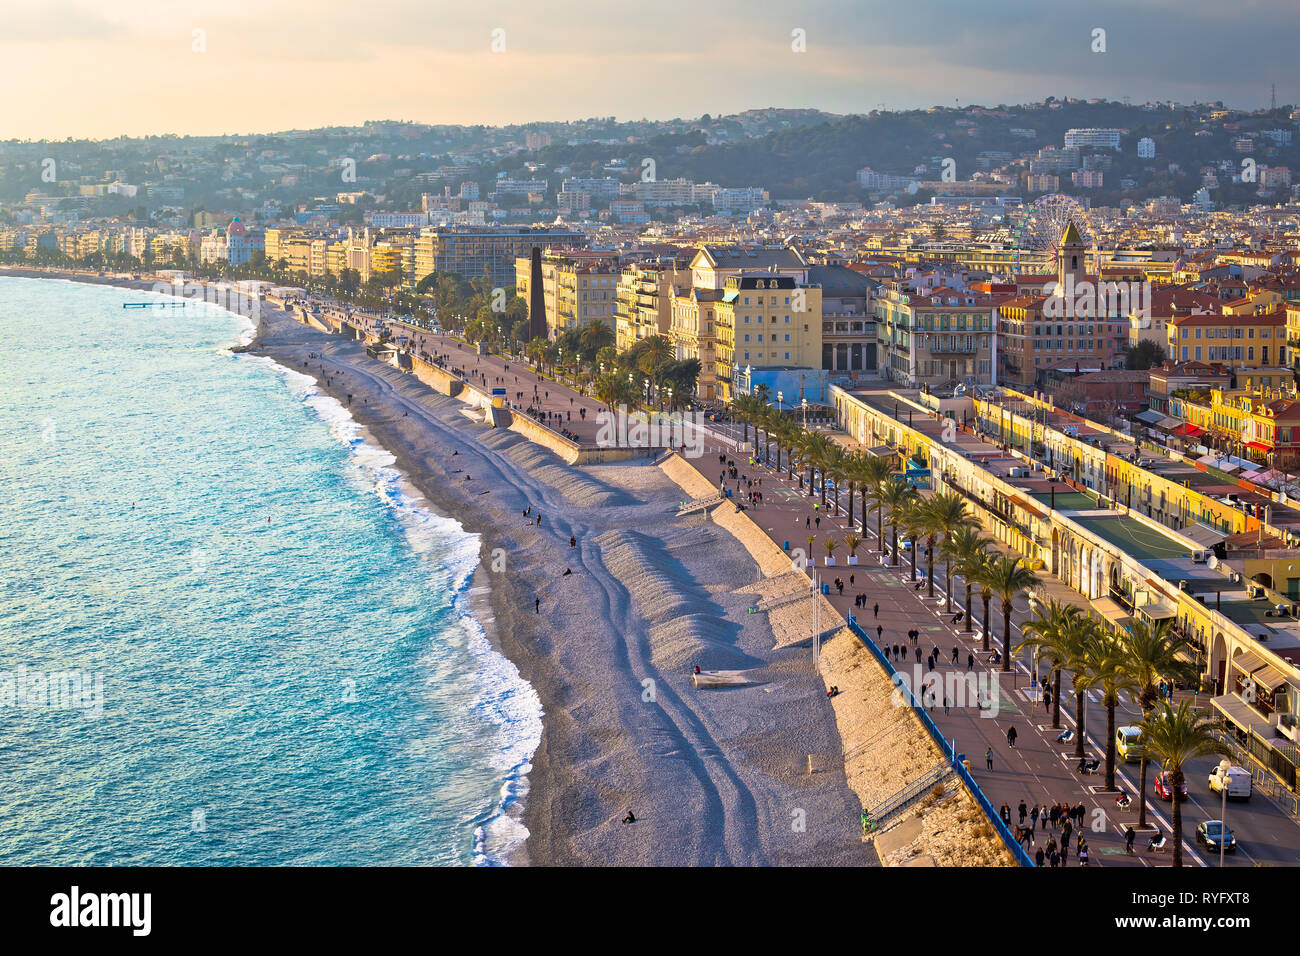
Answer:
top-left (0, 277), bottom-right (540, 865)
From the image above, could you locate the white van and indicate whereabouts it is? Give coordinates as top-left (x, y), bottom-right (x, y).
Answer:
top-left (1116, 726), bottom-right (1144, 763)
top-left (1208, 765), bottom-right (1252, 800)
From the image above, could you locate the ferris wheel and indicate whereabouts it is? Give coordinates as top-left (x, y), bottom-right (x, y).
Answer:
top-left (1010, 194), bottom-right (1092, 273)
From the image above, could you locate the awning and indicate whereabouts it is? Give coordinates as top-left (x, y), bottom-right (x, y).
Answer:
top-left (1091, 596), bottom-right (1134, 628)
top-left (1249, 663), bottom-right (1292, 694)
top-left (1172, 423), bottom-right (1201, 437)
top-left (1139, 599), bottom-right (1177, 620)
top-left (1246, 441), bottom-right (1271, 452)
top-left (1136, 410), bottom-right (1165, 426)
top-left (1211, 693), bottom-right (1263, 733)
top-left (1229, 650), bottom-right (1265, 676)
top-left (1154, 416), bottom-right (1181, 432)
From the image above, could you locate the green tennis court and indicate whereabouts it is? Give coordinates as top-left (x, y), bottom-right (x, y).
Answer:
top-left (1070, 515), bottom-right (1193, 561)
top-left (1031, 491), bottom-right (1098, 511)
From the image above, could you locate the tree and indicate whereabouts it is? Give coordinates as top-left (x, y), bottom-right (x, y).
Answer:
top-left (1126, 340), bottom-right (1166, 370)
top-left (1016, 598), bottom-right (1083, 730)
top-left (1076, 630), bottom-right (1141, 792)
top-left (878, 481), bottom-right (920, 564)
top-left (1140, 701), bottom-right (1230, 867)
top-left (980, 554), bottom-right (1039, 672)
top-left (1123, 619), bottom-right (1199, 827)
top-left (922, 492), bottom-right (978, 607)
top-left (947, 526), bottom-right (991, 634)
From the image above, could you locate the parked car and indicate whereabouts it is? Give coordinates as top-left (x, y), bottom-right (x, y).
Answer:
top-left (1208, 764), bottom-right (1253, 800)
top-left (1153, 771), bottom-right (1187, 801)
top-left (1116, 725), bottom-right (1144, 763)
top-left (1196, 820), bottom-right (1237, 852)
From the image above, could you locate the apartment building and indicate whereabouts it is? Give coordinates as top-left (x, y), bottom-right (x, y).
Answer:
top-left (1167, 309), bottom-right (1286, 367)
top-left (998, 223), bottom-right (1129, 386)
top-left (669, 287), bottom-right (723, 402)
top-left (513, 249), bottom-right (622, 338)
top-left (714, 272), bottom-right (823, 403)
top-left (613, 258), bottom-right (689, 352)
top-left (808, 263), bottom-right (876, 374)
top-left (415, 225), bottom-right (584, 287)
top-left (878, 283), bottom-right (1001, 389)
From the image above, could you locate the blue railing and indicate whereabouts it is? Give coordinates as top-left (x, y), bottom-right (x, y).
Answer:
top-left (846, 615), bottom-right (1034, 867)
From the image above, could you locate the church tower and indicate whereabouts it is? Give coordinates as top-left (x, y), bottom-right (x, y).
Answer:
top-left (1056, 220), bottom-right (1086, 288)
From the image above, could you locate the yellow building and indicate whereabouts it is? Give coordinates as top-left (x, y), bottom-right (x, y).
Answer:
top-left (1167, 309), bottom-right (1286, 367)
top-left (614, 260), bottom-right (689, 352)
top-left (669, 287), bottom-right (722, 402)
top-left (514, 250), bottom-right (622, 338)
top-left (714, 272), bottom-right (822, 403)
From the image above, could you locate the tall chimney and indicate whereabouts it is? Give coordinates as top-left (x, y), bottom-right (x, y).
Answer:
top-left (528, 246), bottom-right (546, 340)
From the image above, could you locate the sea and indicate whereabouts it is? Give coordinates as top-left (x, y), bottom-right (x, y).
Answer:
top-left (0, 276), bottom-right (541, 865)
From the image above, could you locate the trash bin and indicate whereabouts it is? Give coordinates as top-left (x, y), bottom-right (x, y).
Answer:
top-left (957, 753), bottom-right (969, 771)
top-left (822, 583), bottom-right (830, 596)
top-left (783, 540), bottom-right (789, 551)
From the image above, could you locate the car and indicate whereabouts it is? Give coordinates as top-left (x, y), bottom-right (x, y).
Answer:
top-left (1208, 764), bottom-right (1252, 800)
top-left (1196, 820), bottom-right (1237, 852)
top-left (1152, 771), bottom-right (1187, 801)
top-left (1116, 725), bottom-right (1144, 763)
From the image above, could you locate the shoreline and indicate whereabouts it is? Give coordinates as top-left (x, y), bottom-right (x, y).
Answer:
top-left (5, 267), bottom-right (871, 866)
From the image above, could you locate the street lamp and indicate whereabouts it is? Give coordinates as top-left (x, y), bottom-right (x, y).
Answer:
top-left (1216, 758), bottom-right (1231, 868)
top-left (801, 398), bottom-right (808, 429)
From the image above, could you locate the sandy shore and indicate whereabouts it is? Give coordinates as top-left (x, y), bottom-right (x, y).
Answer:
top-left (234, 300), bottom-right (869, 865)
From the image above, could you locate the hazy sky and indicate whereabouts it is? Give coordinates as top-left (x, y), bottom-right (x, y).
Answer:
top-left (4, 0), bottom-right (1296, 139)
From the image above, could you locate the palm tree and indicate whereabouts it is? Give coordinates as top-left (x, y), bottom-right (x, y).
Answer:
top-left (970, 554), bottom-right (996, 652)
top-left (1015, 598), bottom-right (1083, 730)
top-left (1060, 615), bottom-right (1102, 758)
top-left (924, 492), bottom-right (978, 607)
top-left (855, 456), bottom-right (892, 537)
top-left (881, 480), bottom-right (918, 567)
top-left (797, 432), bottom-right (835, 507)
top-left (1077, 631), bottom-right (1141, 792)
top-left (1140, 700), bottom-right (1230, 867)
top-left (981, 554), bottom-right (1039, 672)
top-left (731, 393), bottom-right (762, 448)
top-left (1123, 619), bottom-right (1199, 827)
top-left (823, 445), bottom-right (848, 517)
top-left (947, 526), bottom-right (991, 634)
top-left (823, 535), bottom-right (839, 565)
top-left (896, 496), bottom-right (926, 582)
top-left (846, 533), bottom-right (862, 563)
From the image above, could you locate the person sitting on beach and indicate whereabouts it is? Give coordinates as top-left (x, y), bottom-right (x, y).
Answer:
top-left (622, 811), bottom-right (635, 824)
top-left (694, 666), bottom-right (701, 675)
top-left (562, 568), bottom-right (572, 576)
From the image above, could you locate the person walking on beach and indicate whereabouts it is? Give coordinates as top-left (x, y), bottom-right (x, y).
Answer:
top-left (535, 597), bottom-right (540, 614)
top-left (569, 535), bottom-right (576, 548)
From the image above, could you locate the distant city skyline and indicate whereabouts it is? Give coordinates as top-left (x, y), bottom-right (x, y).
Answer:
top-left (4, 0), bottom-right (1298, 140)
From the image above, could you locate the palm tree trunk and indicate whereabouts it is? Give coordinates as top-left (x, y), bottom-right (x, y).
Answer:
top-left (926, 538), bottom-right (935, 597)
top-left (891, 528), bottom-right (899, 566)
top-left (944, 559), bottom-right (953, 612)
top-left (1138, 755), bottom-right (1150, 827)
top-left (875, 509), bottom-right (882, 547)
top-left (1052, 666), bottom-right (1062, 729)
top-left (1074, 680), bottom-right (1086, 758)
top-left (1172, 773), bottom-right (1184, 868)
top-left (981, 594), bottom-right (991, 651)
top-left (848, 484), bottom-right (855, 529)
top-left (964, 582), bottom-right (973, 633)
top-left (1105, 696), bottom-right (1117, 791)
top-left (1001, 600), bottom-right (1012, 672)
top-left (910, 539), bottom-right (917, 581)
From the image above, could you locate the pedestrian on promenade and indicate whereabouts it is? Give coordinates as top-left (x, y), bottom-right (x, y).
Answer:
top-left (1007, 725), bottom-right (1018, 748)
top-left (1060, 841), bottom-right (1069, 866)
top-left (967, 652), bottom-right (975, 670)
top-left (1030, 805), bottom-right (1040, 830)
top-left (1079, 842), bottom-right (1089, 866)
top-left (986, 747), bottom-right (993, 771)
top-left (1000, 803), bottom-right (1011, 826)
top-left (943, 695), bottom-right (950, 715)
top-left (952, 646), bottom-right (959, 664)
top-left (915, 646), bottom-right (922, 663)
top-left (1062, 817), bottom-right (1073, 845)
top-left (1124, 826), bottom-right (1135, 854)
top-left (1048, 805), bottom-right (1060, 830)
top-left (873, 602), bottom-right (879, 618)
top-left (1035, 847), bottom-right (1045, 867)
top-left (1018, 800), bottom-right (1027, 824)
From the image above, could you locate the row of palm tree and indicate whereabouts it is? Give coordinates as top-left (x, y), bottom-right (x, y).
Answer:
top-left (1015, 613), bottom-right (1223, 867)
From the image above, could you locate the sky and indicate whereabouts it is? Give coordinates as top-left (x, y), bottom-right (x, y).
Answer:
top-left (2, 0), bottom-right (1297, 140)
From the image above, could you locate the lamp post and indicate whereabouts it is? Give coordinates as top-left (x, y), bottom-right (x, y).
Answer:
top-left (1217, 758), bottom-right (1230, 868)
top-left (802, 398), bottom-right (808, 429)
